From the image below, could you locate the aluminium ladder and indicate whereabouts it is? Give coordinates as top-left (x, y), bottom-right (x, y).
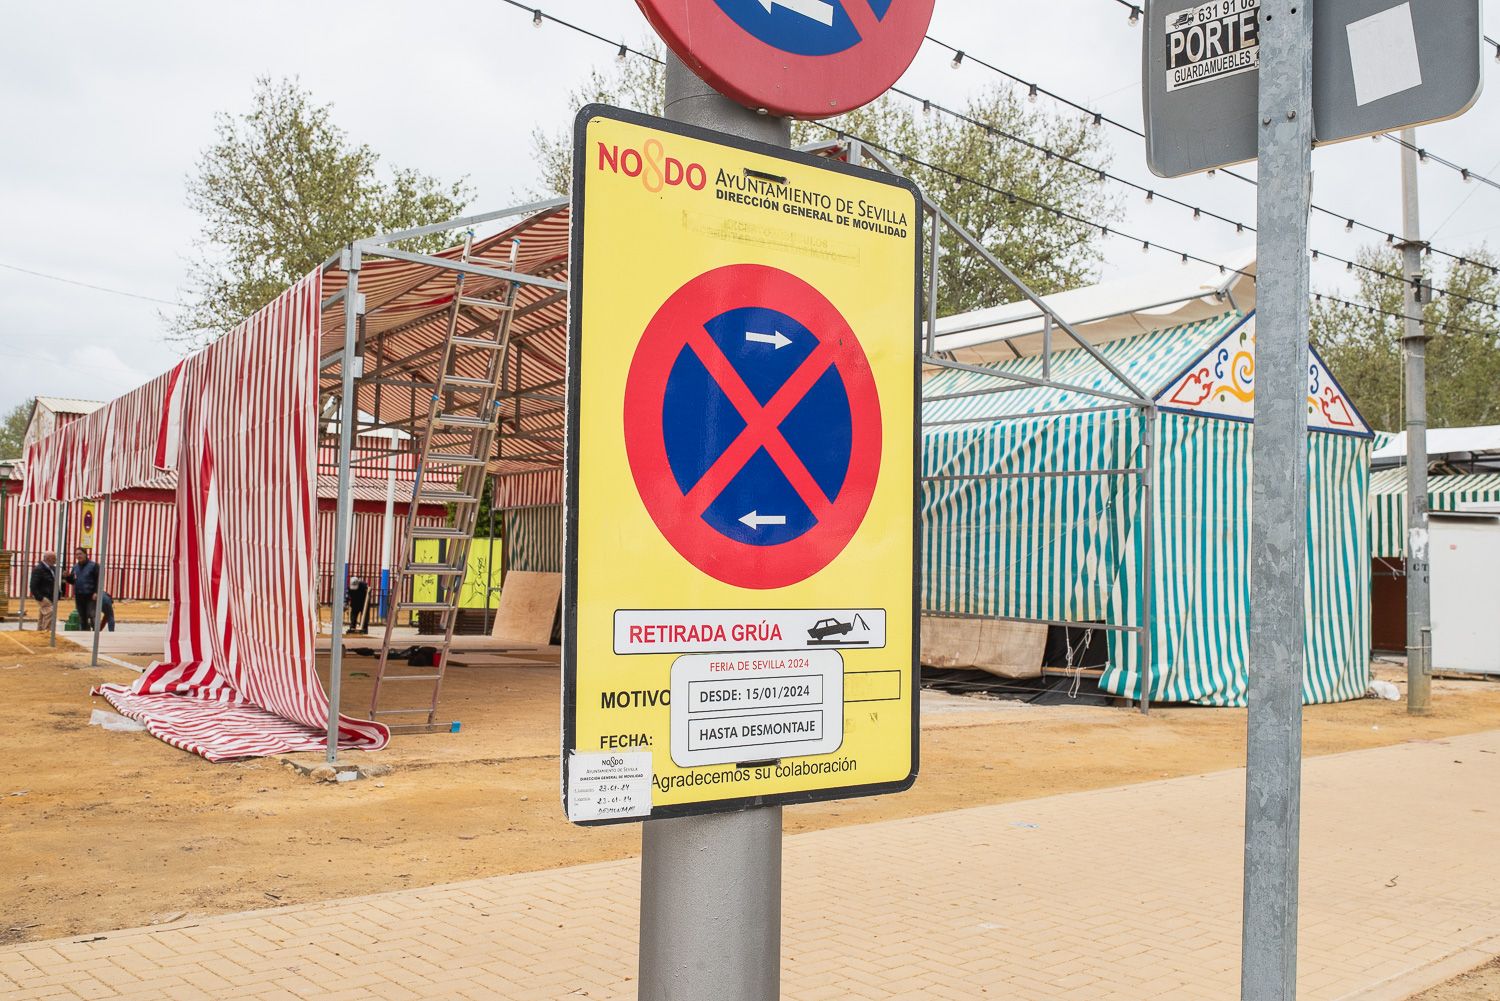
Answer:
top-left (367, 235), bottom-right (521, 730)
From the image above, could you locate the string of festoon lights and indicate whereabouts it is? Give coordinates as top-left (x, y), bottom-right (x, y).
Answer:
top-left (888, 86), bottom-right (1499, 312)
top-left (500, 0), bottom-right (1498, 327)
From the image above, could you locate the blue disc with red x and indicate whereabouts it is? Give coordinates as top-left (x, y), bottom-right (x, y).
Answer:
top-left (635, 0), bottom-right (935, 119)
top-left (623, 264), bottom-right (882, 590)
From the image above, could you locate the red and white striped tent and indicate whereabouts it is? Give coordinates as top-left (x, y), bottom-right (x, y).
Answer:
top-left (22, 201), bottom-right (572, 760)
top-left (6, 445), bottom-right (445, 603)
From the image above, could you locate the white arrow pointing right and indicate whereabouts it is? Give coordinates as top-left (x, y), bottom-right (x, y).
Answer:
top-left (739, 510), bottom-right (788, 530)
top-left (745, 330), bottom-right (792, 349)
top-left (757, 0), bottom-right (835, 26)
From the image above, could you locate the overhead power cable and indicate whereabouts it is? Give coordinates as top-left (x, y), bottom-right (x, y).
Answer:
top-left (498, 0), bottom-right (1498, 334)
top-left (0, 261), bottom-right (182, 307)
top-left (923, 30), bottom-right (1500, 278)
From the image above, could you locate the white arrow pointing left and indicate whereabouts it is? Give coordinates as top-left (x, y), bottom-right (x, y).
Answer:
top-left (739, 510), bottom-right (788, 530)
top-left (745, 330), bottom-right (792, 349)
top-left (757, 0), bottom-right (835, 26)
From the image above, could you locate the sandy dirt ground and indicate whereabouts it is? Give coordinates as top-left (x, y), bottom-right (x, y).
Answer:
top-left (3, 625), bottom-right (1500, 961)
top-left (1410, 958), bottom-right (1500, 1001)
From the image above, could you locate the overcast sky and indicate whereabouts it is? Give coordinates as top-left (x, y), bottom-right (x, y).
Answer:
top-left (3, 0), bottom-right (1496, 417)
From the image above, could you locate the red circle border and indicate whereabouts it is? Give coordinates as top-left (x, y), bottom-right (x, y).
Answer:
top-left (622, 264), bottom-right (882, 590)
top-left (635, 0), bottom-right (936, 119)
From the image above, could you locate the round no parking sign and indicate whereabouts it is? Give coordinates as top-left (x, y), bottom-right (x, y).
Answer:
top-left (623, 264), bottom-right (882, 590)
top-left (636, 0), bottom-right (936, 118)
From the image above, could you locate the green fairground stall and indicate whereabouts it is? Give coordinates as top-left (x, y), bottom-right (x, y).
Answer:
top-left (920, 261), bottom-right (1375, 706)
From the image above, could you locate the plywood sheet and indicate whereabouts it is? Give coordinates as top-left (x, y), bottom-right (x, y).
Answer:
top-left (920, 615), bottom-right (1047, 679)
top-left (490, 571), bottom-right (562, 647)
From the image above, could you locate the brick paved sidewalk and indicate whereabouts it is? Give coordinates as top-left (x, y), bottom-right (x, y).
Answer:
top-left (4, 732), bottom-right (1499, 1000)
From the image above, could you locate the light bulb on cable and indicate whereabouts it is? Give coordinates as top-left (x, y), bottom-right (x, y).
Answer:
top-left (532, 8), bottom-right (543, 27)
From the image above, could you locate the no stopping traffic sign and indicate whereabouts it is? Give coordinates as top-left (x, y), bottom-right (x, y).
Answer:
top-left (623, 264), bottom-right (882, 590)
top-left (636, 0), bottom-right (935, 119)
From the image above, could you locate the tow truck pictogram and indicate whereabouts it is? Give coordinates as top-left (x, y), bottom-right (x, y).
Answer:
top-left (806, 611), bottom-right (872, 646)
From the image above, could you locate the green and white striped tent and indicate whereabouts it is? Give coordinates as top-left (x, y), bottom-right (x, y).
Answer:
top-left (923, 307), bottom-right (1375, 706)
top-left (1369, 467), bottom-right (1500, 558)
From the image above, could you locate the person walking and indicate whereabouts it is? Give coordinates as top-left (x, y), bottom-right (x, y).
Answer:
top-left (28, 551), bottom-right (58, 632)
top-left (63, 547), bottom-right (99, 630)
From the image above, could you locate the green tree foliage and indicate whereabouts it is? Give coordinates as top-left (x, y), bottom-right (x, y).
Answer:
top-left (174, 78), bottom-right (473, 348)
top-left (531, 51), bottom-right (1118, 312)
top-left (0, 400), bottom-right (32, 459)
top-left (826, 94), bottom-right (1118, 313)
top-left (1311, 247), bottom-right (1500, 432)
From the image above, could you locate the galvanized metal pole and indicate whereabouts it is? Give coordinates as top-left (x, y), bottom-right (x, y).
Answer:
top-left (326, 249), bottom-right (361, 765)
top-left (636, 52), bottom-right (788, 1001)
top-left (18, 503), bottom-right (31, 627)
top-left (926, 209), bottom-right (941, 356)
top-left (50, 504), bottom-right (66, 647)
top-left (90, 496), bottom-right (110, 666)
top-left (1138, 406), bottom-right (1156, 715)
top-left (1242, 2), bottom-right (1313, 999)
top-left (1398, 128), bottom-right (1431, 715)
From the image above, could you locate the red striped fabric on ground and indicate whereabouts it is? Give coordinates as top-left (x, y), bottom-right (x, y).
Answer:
top-left (80, 272), bottom-right (387, 760)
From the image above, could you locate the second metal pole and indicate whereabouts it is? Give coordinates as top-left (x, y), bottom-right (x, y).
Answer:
top-left (1399, 127), bottom-right (1431, 715)
top-left (326, 251), bottom-right (361, 764)
top-left (50, 503), bottom-right (66, 647)
top-left (1242, 2), bottom-right (1314, 999)
top-left (90, 496), bottom-right (111, 666)
top-left (637, 53), bottom-right (789, 1001)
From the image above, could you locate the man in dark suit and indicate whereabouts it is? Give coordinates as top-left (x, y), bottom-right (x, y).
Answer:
top-left (64, 547), bottom-right (99, 630)
top-left (28, 551), bottom-right (57, 632)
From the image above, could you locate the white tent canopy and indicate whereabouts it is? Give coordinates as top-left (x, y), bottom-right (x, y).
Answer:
top-left (1373, 425), bottom-right (1500, 468)
top-left (928, 252), bottom-right (1258, 364)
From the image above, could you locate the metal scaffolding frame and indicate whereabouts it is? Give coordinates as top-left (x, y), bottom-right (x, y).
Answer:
top-left (317, 155), bottom-right (1173, 752)
top-left (829, 139), bottom-right (1161, 713)
top-left (317, 198), bottom-right (568, 761)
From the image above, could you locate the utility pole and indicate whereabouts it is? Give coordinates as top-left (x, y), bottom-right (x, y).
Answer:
top-left (1241, 1), bottom-right (1313, 998)
top-left (1399, 126), bottom-right (1431, 715)
top-left (635, 54), bottom-right (790, 1001)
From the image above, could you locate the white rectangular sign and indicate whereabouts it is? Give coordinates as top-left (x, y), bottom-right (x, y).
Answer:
top-left (669, 650), bottom-right (844, 767)
top-left (1346, 2), bottom-right (1422, 107)
top-left (614, 608), bottom-right (886, 655)
top-left (1165, 0), bottom-right (1261, 92)
top-left (565, 751), bottom-right (653, 822)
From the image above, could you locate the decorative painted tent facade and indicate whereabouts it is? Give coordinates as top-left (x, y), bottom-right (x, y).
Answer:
top-left (923, 309), bottom-right (1375, 706)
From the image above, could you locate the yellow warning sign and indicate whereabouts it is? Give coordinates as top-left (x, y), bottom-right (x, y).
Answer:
top-left (78, 501), bottom-right (97, 551)
top-left (563, 106), bottom-right (920, 823)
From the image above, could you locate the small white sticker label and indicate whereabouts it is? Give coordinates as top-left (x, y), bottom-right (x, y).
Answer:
top-left (670, 650), bottom-right (844, 767)
top-left (1346, 2), bottom-right (1422, 107)
top-left (566, 751), bottom-right (653, 822)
